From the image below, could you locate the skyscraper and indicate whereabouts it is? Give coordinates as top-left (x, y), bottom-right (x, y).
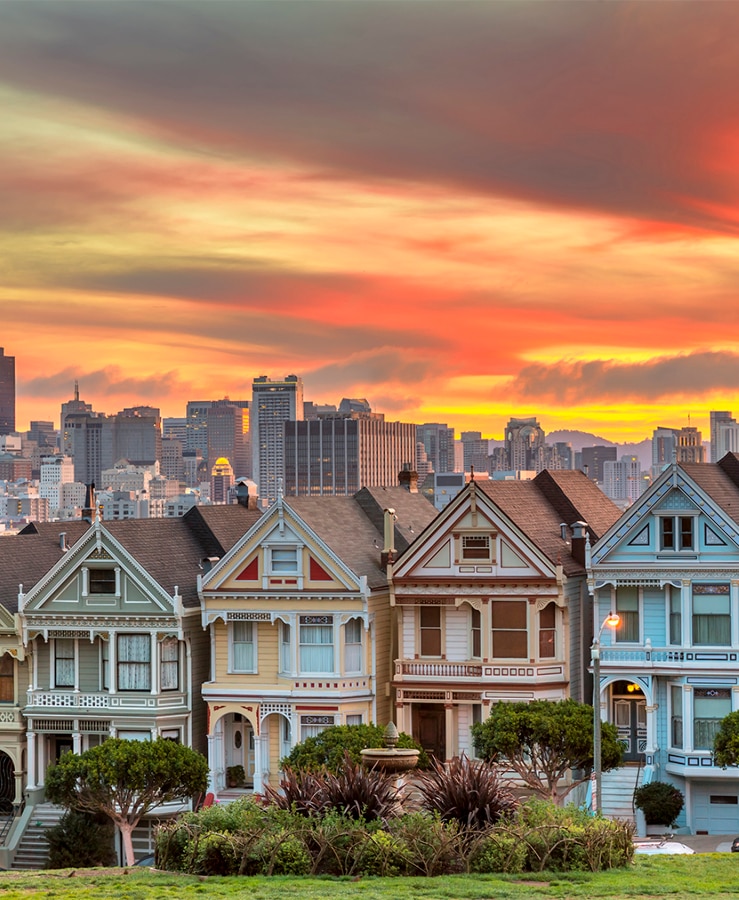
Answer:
top-left (284, 414), bottom-right (416, 496)
top-left (710, 411), bottom-right (739, 462)
top-left (504, 417), bottom-right (546, 471)
top-left (0, 348), bottom-right (16, 434)
top-left (252, 375), bottom-right (303, 505)
top-left (207, 400), bottom-right (250, 478)
top-left (460, 431), bottom-right (489, 474)
top-left (417, 423), bottom-right (456, 473)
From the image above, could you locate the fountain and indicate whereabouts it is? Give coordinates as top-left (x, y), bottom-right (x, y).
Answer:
top-left (360, 722), bottom-right (420, 772)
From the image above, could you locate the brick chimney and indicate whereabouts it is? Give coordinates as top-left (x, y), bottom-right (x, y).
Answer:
top-left (570, 521), bottom-right (589, 567)
top-left (398, 464), bottom-right (419, 493)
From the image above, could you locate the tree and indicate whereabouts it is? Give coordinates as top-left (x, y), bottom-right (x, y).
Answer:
top-left (713, 710), bottom-right (739, 767)
top-left (471, 698), bottom-right (623, 805)
top-left (281, 723), bottom-right (428, 771)
top-left (45, 738), bottom-right (209, 866)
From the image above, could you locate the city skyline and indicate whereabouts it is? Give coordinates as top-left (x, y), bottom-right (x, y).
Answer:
top-left (3, 3), bottom-right (739, 441)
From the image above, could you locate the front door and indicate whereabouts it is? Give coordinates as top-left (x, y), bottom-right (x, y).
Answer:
top-left (414, 704), bottom-right (446, 761)
top-left (613, 696), bottom-right (646, 762)
top-left (54, 738), bottom-right (73, 762)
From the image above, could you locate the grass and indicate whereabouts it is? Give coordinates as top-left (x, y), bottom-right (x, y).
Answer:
top-left (1, 856), bottom-right (739, 900)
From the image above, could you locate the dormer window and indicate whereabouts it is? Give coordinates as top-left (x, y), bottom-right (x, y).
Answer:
top-left (462, 535), bottom-right (491, 561)
top-left (660, 516), bottom-right (694, 551)
top-left (88, 567), bottom-right (117, 594)
top-left (270, 547), bottom-right (298, 574)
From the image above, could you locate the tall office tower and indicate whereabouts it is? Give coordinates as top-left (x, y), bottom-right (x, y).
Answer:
top-left (504, 417), bottom-right (546, 471)
top-left (283, 414), bottom-right (416, 496)
top-left (252, 375), bottom-right (303, 505)
top-left (676, 425), bottom-right (706, 464)
top-left (603, 455), bottom-right (644, 503)
top-left (61, 383), bottom-right (94, 455)
top-left (0, 348), bottom-right (15, 434)
top-left (185, 401), bottom-right (213, 457)
top-left (551, 442), bottom-right (574, 470)
top-left (652, 426), bottom-right (678, 479)
top-left (211, 457), bottom-right (235, 503)
top-left (161, 435), bottom-right (185, 481)
top-left (28, 421), bottom-right (57, 452)
top-left (111, 406), bottom-right (162, 467)
top-left (710, 411), bottom-right (739, 462)
top-left (417, 423), bottom-right (456, 473)
top-left (581, 444), bottom-right (617, 483)
top-left (162, 417), bottom-right (188, 442)
top-left (460, 431), bottom-right (489, 474)
top-left (207, 400), bottom-right (250, 478)
top-left (64, 412), bottom-right (108, 486)
top-left (40, 456), bottom-right (75, 515)
top-left (182, 449), bottom-right (205, 488)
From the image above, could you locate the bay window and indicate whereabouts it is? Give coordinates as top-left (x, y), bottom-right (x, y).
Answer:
top-left (344, 618), bottom-right (363, 673)
top-left (160, 638), bottom-right (180, 690)
top-left (279, 621), bottom-right (292, 673)
top-left (693, 688), bottom-right (732, 750)
top-left (117, 634), bottom-right (151, 691)
top-left (692, 585), bottom-right (730, 646)
top-left (491, 600), bottom-right (527, 659)
top-left (669, 585), bottom-right (682, 645)
top-left (615, 587), bottom-right (639, 642)
top-left (299, 616), bottom-right (334, 673)
top-left (231, 622), bottom-right (256, 673)
top-left (54, 638), bottom-right (75, 688)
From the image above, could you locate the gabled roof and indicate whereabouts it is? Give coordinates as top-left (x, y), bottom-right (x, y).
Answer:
top-left (475, 471), bottom-right (621, 576)
top-left (183, 504), bottom-right (262, 557)
top-left (353, 486), bottom-right (438, 553)
top-left (684, 458), bottom-right (739, 521)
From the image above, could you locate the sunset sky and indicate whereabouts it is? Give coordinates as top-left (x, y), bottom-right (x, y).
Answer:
top-left (2, 1), bottom-right (739, 442)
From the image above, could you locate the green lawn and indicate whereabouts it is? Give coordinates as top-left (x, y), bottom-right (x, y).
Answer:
top-left (1, 857), bottom-right (739, 900)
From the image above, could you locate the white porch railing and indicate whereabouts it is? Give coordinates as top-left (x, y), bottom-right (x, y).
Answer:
top-left (26, 690), bottom-right (187, 710)
top-left (599, 646), bottom-right (739, 668)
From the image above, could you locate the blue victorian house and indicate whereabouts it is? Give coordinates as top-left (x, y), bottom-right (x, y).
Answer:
top-left (590, 453), bottom-right (739, 833)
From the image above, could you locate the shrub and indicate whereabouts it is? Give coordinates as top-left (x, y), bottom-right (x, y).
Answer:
top-left (356, 828), bottom-right (412, 876)
top-left (260, 752), bottom-right (400, 822)
top-left (46, 809), bottom-right (117, 869)
top-left (469, 832), bottom-right (527, 874)
top-left (281, 723), bottom-right (428, 771)
top-left (634, 780), bottom-right (684, 826)
top-left (414, 753), bottom-right (519, 830)
top-left (387, 812), bottom-right (465, 876)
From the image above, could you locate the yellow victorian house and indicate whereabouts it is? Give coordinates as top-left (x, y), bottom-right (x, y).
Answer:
top-left (199, 487), bottom-right (437, 796)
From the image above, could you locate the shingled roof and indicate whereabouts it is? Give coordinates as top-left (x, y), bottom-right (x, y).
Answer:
top-left (681, 459), bottom-right (739, 522)
top-left (476, 470), bottom-right (621, 576)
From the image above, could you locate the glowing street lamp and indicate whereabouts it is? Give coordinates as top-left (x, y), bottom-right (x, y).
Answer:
top-left (592, 611), bottom-right (620, 815)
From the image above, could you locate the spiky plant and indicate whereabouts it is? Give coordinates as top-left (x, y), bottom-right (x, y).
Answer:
top-left (259, 765), bottom-right (325, 817)
top-left (415, 753), bottom-right (519, 830)
top-left (320, 753), bottom-right (400, 822)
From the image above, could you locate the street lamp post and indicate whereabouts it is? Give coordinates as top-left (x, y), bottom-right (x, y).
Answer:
top-left (592, 611), bottom-right (620, 815)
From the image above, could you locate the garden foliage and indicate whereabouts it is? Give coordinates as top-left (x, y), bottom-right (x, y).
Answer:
top-left (633, 780), bottom-right (685, 826)
top-left (280, 723), bottom-right (428, 771)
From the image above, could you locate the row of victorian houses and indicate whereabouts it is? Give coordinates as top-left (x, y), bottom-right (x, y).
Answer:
top-left (2, 457), bottom-right (739, 862)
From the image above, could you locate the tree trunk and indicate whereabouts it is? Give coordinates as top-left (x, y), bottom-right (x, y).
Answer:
top-left (118, 819), bottom-right (136, 867)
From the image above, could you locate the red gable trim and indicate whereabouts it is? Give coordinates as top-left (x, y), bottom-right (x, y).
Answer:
top-left (309, 556), bottom-right (333, 581)
top-left (236, 557), bottom-right (259, 581)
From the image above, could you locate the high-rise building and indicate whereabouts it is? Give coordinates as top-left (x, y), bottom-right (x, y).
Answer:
top-left (252, 375), bottom-right (303, 505)
top-left (581, 445), bottom-right (617, 483)
top-left (603, 455), bottom-right (645, 504)
top-left (676, 425), bottom-right (706, 464)
top-left (207, 400), bottom-right (250, 479)
top-left (652, 426), bottom-right (678, 479)
top-left (417, 423), bottom-right (456, 474)
top-left (211, 457), bottom-right (235, 503)
top-left (0, 348), bottom-right (16, 434)
top-left (504, 417), bottom-right (546, 471)
top-left (460, 431), bottom-right (489, 475)
top-left (39, 456), bottom-right (76, 516)
top-left (111, 406), bottom-right (162, 467)
top-left (710, 411), bottom-right (739, 462)
top-left (284, 415), bottom-right (416, 496)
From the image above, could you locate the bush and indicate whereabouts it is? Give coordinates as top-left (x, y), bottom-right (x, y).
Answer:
top-left (387, 812), bottom-right (465, 876)
top-left (281, 723), bottom-right (429, 771)
top-left (634, 780), bottom-right (684, 826)
top-left (46, 810), bottom-right (117, 869)
top-left (469, 832), bottom-right (527, 874)
top-left (260, 752), bottom-right (400, 822)
top-left (415, 754), bottom-right (519, 830)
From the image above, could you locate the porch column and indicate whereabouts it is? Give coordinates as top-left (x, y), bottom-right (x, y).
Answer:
top-left (206, 733), bottom-right (217, 793)
top-left (26, 731), bottom-right (37, 790)
top-left (72, 731), bottom-right (82, 754)
top-left (150, 633), bottom-right (158, 695)
top-left (253, 734), bottom-right (267, 794)
top-left (445, 703), bottom-right (455, 760)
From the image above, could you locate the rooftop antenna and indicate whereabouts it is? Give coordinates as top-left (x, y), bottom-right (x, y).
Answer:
top-left (74, 379), bottom-right (79, 402)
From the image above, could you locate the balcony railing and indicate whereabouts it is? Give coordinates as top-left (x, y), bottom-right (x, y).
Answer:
top-left (0, 707), bottom-right (24, 728)
top-left (599, 646), bottom-right (739, 668)
top-left (395, 660), bottom-right (565, 681)
top-left (26, 690), bottom-right (187, 711)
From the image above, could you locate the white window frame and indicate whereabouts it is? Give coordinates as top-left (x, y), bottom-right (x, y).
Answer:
top-left (344, 618), bottom-right (363, 674)
top-left (300, 714), bottom-right (335, 742)
top-left (160, 637), bottom-right (180, 691)
top-left (230, 621), bottom-right (257, 674)
top-left (299, 616), bottom-right (335, 674)
top-left (659, 514), bottom-right (697, 552)
top-left (269, 546), bottom-right (299, 575)
top-left (279, 620), bottom-right (293, 674)
top-left (117, 634), bottom-right (152, 691)
top-left (53, 637), bottom-right (76, 689)
top-left (461, 534), bottom-right (493, 562)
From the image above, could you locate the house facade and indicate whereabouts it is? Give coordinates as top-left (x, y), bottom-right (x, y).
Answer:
top-left (198, 487), bottom-right (437, 796)
top-left (391, 471), bottom-right (621, 761)
top-left (590, 454), bottom-right (739, 833)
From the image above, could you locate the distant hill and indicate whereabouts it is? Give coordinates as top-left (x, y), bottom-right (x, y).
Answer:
top-left (548, 430), bottom-right (652, 469)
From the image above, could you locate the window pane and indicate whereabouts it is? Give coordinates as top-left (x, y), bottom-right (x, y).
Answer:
top-left (280, 622), bottom-right (291, 673)
top-left (694, 689), bottom-right (732, 749)
top-left (0, 653), bottom-right (14, 702)
top-left (420, 607), bottom-right (441, 628)
top-left (661, 518), bottom-right (675, 549)
top-left (669, 586), bottom-right (682, 644)
top-left (680, 517), bottom-right (694, 550)
top-left (671, 685), bottom-right (683, 748)
top-left (492, 601), bottom-right (528, 659)
top-left (160, 638), bottom-right (179, 690)
top-left (493, 630), bottom-right (527, 658)
top-left (462, 535), bottom-right (490, 560)
top-left (491, 601), bottom-right (527, 630)
top-left (89, 568), bottom-right (116, 594)
top-left (693, 591), bottom-right (731, 646)
top-left (300, 625), bottom-right (334, 672)
top-left (55, 639), bottom-right (75, 687)
top-left (272, 548), bottom-right (298, 572)
top-left (616, 587), bottom-right (639, 642)
top-left (344, 618), bottom-right (362, 673)
top-left (117, 635), bottom-right (151, 690)
top-left (471, 608), bottom-right (481, 658)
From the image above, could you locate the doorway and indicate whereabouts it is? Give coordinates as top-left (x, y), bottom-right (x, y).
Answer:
top-left (612, 682), bottom-right (646, 762)
top-left (413, 704), bottom-right (446, 761)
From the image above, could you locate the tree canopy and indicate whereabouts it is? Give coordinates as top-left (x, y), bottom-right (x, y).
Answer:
top-left (471, 698), bottom-right (623, 805)
top-left (45, 738), bottom-right (209, 866)
top-left (713, 710), bottom-right (739, 768)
